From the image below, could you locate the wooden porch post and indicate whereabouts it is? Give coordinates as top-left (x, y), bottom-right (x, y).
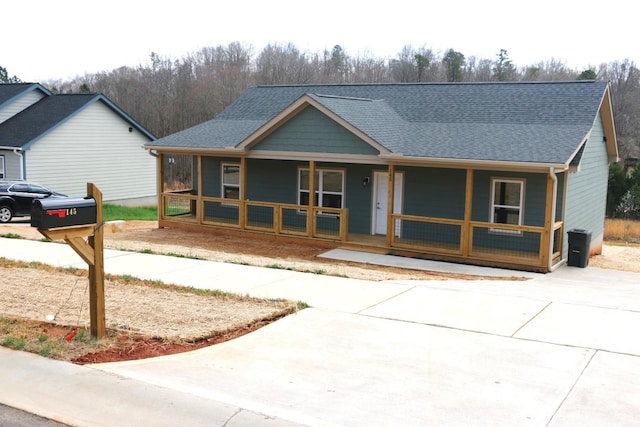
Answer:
top-left (386, 164), bottom-right (395, 247)
top-left (157, 153), bottom-right (164, 220)
top-left (307, 160), bottom-right (316, 237)
top-left (240, 156), bottom-right (247, 229)
top-left (197, 155), bottom-right (203, 223)
top-left (462, 168), bottom-right (474, 256)
top-left (540, 172), bottom-right (555, 269)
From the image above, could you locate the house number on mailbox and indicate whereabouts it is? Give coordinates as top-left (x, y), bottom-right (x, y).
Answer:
top-left (45, 208), bottom-right (78, 218)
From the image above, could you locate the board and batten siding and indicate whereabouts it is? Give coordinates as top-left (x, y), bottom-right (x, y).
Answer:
top-left (563, 113), bottom-right (609, 256)
top-left (0, 90), bottom-right (47, 124)
top-left (23, 101), bottom-right (156, 204)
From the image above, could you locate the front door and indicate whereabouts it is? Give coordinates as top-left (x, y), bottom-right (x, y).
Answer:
top-left (372, 171), bottom-right (403, 235)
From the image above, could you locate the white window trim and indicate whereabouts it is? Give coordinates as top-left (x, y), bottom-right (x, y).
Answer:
top-left (0, 155), bottom-right (4, 179)
top-left (489, 177), bottom-right (524, 235)
top-left (298, 167), bottom-right (345, 215)
top-left (221, 162), bottom-right (241, 207)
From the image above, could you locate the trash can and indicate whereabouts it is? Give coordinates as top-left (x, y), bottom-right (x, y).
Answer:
top-left (567, 229), bottom-right (592, 268)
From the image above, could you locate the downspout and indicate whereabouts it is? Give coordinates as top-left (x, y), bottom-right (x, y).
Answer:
top-left (146, 149), bottom-right (161, 215)
top-left (548, 168), bottom-right (558, 271)
top-left (14, 149), bottom-right (25, 180)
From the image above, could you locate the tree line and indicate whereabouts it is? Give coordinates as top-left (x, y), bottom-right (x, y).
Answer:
top-left (3, 42), bottom-right (640, 216)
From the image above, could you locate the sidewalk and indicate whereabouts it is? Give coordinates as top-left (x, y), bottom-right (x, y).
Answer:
top-left (1, 237), bottom-right (640, 426)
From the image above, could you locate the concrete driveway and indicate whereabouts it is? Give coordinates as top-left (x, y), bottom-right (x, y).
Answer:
top-left (1, 238), bottom-right (640, 426)
top-left (92, 260), bottom-right (640, 426)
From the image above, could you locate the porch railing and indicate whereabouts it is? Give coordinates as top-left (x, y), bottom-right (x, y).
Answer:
top-left (390, 214), bottom-right (464, 255)
top-left (162, 191), bottom-right (561, 269)
top-left (467, 221), bottom-right (545, 265)
top-left (390, 213), bottom-right (559, 268)
top-left (161, 192), bottom-right (349, 241)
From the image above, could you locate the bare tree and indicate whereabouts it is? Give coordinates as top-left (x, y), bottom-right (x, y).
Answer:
top-left (256, 43), bottom-right (315, 85)
top-left (390, 45), bottom-right (418, 82)
top-left (37, 42), bottom-right (640, 161)
top-left (351, 55), bottom-right (390, 83)
top-left (600, 59), bottom-right (640, 158)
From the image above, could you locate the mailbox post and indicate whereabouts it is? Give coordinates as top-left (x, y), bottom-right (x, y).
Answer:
top-left (31, 183), bottom-right (106, 339)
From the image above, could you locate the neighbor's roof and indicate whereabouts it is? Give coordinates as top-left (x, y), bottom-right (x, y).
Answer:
top-left (148, 81), bottom-right (616, 165)
top-left (0, 92), bottom-right (156, 148)
top-left (0, 83), bottom-right (51, 107)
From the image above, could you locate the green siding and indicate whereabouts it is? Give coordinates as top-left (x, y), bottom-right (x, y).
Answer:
top-left (555, 172), bottom-right (565, 222)
top-left (198, 157), bottom-right (569, 258)
top-left (563, 114), bottom-right (609, 256)
top-left (247, 161), bottom-right (374, 235)
top-left (471, 170), bottom-right (548, 254)
top-left (252, 106), bottom-right (380, 155)
top-left (200, 156), bottom-right (241, 221)
top-left (202, 158), bottom-right (376, 235)
top-left (345, 164), bottom-right (376, 234)
top-left (246, 159), bottom-right (298, 203)
top-left (202, 157), bottom-right (230, 197)
top-left (401, 167), bottom-right (466, 219)
top-left (472, 170), bottom-right (547, 226)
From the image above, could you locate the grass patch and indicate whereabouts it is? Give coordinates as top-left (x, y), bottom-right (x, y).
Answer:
top-left (166, 252), bottom-right (204, 260)
top-left (0, 233), bottom-right (24, 239)
top-left (0, 317), bottom-right (103, 360)
top-left (604, 219), bottom-right (640, 243)
top-left (0, 258), bottom-right (305, 361)
top-left (103, 204), bottom-right (157, 222)
top-left (267, 263), bottom-right (293, 271)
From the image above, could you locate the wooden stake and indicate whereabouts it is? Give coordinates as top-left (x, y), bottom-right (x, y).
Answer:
top-left (87, 183), bottom-right (106, 339)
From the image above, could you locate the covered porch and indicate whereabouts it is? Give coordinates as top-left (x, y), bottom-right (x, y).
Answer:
top-left (155, 153), bottom-right (565, 272)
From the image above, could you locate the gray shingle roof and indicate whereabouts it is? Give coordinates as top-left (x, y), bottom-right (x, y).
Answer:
top-left (0, 94), bottom-right (98, 148)
top-left (0, 92), bottom-right (156, 148)
top-left (0, 83), bottom-right (50, 106)
top-left (150, 81), bottom-right (609, 164)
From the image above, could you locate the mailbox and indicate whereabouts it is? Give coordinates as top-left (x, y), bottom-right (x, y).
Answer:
top-left (31, 197), bottom-right (97, 229)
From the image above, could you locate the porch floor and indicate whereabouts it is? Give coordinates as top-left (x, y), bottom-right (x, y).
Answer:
top-left (318, 248), bottom-right (541, 279)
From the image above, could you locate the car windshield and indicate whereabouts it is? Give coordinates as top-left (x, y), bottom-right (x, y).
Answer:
top-left (30, 184), bottom-right (51, 194)
top-left (10, 183), bottom-right (30, 192)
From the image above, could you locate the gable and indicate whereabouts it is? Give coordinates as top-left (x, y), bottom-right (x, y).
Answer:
top-left (251, 106), bottom-right (380, 155)
top-left (0, 93), bottom-right (156, 150)
top-left (0, 83), bottom-right (49, 125)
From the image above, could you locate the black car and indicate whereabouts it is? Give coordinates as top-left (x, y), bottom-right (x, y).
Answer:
top-left (0, 180), bottom-right (65, 223)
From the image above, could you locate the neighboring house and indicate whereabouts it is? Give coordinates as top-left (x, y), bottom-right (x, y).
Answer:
top-left (146, 81), bottom-right (618, 272)
top-left (0, 83), bottom-right (157, 205)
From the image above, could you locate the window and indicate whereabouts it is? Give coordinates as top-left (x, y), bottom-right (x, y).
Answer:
top-left (221, 163), bottom-right (241, 201)
top-left (0, 155), bottom-right (4, 179)
top-left (490, 178), bottom-right (524, 232)
top-left (298, 168), bottom-right (344, 210)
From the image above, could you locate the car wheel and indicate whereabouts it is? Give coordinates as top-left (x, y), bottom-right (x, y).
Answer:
top-left (0, 205), bottom-right (13, 223)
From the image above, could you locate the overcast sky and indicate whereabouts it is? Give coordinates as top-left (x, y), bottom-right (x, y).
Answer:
top-left (4, 0), bottom-right (638, 82)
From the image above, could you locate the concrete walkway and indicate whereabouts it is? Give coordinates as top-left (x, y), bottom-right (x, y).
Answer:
top-left (1, 237), bottom-right (640, 426)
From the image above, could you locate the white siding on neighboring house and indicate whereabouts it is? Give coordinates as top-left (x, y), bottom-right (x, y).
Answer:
top-left (0, 150), bottom-right (23, 179)
top-left (0, 90), bottom-right (47, 124)
top-left (24, 101), bottom-right (156, 204)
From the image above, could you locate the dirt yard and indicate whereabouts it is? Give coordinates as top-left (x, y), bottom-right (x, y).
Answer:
top-left (1, 220), bottom-right (638, 363)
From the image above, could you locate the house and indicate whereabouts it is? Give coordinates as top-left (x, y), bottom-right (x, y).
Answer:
top-left (145, 81), bottom-right (618, 272)
top-left (0, 83), bottom-right (157, 205)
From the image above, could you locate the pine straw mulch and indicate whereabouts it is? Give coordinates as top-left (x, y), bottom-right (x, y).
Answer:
top-left (0, 258), bottom-right (300, 364)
